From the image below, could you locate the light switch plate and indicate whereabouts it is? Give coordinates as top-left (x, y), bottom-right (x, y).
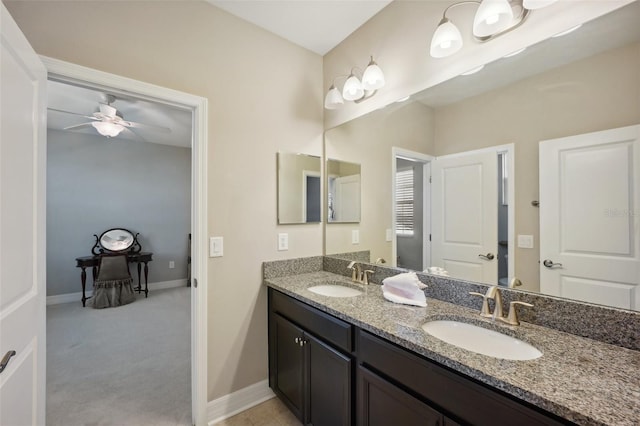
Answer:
top-left (517, 234), bottom-right (534, 249)
top-left (278, 233), bottom-right (289, 251)
top-left (352, 230), bottom-right (360, 244)
top-left (210, 236), bottom-right (223, 257)
top-left (386, 229), bottom-right (393, 242)
top-left (169, 261), bottom-right (175, 269)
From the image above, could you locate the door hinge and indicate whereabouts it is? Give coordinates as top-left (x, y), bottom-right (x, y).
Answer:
top-left (429, 234), bottom-right (432, 241)
top-left (429, 176), bottom-right (432, 184)
top-left (193, 278), bottom-right (198, 288)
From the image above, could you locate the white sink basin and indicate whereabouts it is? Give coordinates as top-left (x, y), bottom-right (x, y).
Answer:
top-left (422, 320), bottom-right (542, 361)
top-left (308, 284), bottom-right (362, 298)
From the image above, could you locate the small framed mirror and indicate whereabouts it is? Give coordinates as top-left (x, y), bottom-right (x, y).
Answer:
top-left (327, 159), bottom-right (361, 223)
top-left (93, 228), bottom-right (140, 254)
top-left (277, 152), bottom-right (322, 224)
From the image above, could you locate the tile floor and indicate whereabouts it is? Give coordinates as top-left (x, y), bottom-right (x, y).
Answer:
top-left (215, 397), bottom-right (301, 426)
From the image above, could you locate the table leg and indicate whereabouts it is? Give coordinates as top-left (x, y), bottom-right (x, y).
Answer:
top-left (137, 262), bottom-right (142, 293)
top-left (143, 261), bottom-right (149, 297)
top-left (81, 267), bottom-right (87, 307)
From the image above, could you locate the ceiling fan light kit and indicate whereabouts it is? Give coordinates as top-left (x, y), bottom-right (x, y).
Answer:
top-left (91, 121), bottom-right (125, 138)
top-left (430, 0), bottom-right (559, 59)
top-left (49, 94), bottom-right (171, 140)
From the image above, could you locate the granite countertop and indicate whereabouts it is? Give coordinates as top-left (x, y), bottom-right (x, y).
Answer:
top-left (265, 271), bottom-right (640, 426)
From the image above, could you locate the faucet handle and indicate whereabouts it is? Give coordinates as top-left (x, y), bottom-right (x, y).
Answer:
top-left (502, 301), bottom-right (534, 326)
top-left (363, 270), bottom-right (375, 285)
top-left (469, 292), bottom-right (492, 318)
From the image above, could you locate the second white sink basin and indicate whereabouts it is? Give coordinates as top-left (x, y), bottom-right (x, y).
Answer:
top-left (422, 320), bottom-right (542, 361)
top-left (308, 284), bottom-right (362, 298)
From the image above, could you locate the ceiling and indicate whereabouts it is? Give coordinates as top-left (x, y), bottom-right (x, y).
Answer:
top-left (47, 80), bottom-right (193, 148)
top-left (207, 0), bottom-right (393, 55)
top-left (47, 1), bottom-right (394, 145)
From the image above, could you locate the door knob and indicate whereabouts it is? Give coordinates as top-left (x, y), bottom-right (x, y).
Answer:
top-left (478, 253), bottom-right (495, 260)
top-left (543, 259), bottom-right (563, 268)
top-left (0, 350), bottom-right (16, 374)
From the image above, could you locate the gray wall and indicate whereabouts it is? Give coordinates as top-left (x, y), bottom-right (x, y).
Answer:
top-left (47, 129), bottom-right (191, 296)
top-left (396, 158), bottom-right (424, 271)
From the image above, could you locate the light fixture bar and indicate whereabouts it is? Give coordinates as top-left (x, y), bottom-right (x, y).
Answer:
top-left (324, 56), bottom-right (385, 109)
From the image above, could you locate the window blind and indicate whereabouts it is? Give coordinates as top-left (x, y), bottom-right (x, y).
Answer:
top-left (396, 168), bottom-right (414, 235)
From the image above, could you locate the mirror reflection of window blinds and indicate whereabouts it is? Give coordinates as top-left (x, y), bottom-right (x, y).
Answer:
top-left (396, 168), bottom-right (414, 235)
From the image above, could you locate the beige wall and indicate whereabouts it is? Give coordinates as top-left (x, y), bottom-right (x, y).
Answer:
top-left (4, 0), bottom-right (323, 401)
top-left (433, 42), bottom-right (640, 291)
top-left (324, 0), bottom-right (632, 129)
top-left (325, 101), bottom-right (434, 261)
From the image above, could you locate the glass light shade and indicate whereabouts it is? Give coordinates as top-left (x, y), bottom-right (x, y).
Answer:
top-left (473, 0), bottom-right (514, 37)
top-left (92, 121), bottom-right (125, 137)
top-left (362, 59), bottom-right (385, 91)
top-left (324, 85), bottom-right (344, 110)
top-left (342, 74), bottom-right (364, 101)
top-left (430, 18), bottom-right (463, 58)
top-left (523, 0), bottom-right (557, 10)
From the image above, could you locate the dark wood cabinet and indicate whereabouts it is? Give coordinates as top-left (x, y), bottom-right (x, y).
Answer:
top-left (307, 332), bottom-right (352, 426)
top-left (273, 314), bottom-right (305, 419)
top-left (358, 365), bottom-right (442, 426)
top-left (268, 289), bottom-right (569, 426)
top-left (269, 290), bottom-right (353, 425)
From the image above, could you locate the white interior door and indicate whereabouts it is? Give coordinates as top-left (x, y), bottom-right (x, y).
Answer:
top-left (334, 174), bottom-right (360, 222)
top-left (432, 150), bottom-right (498, 284)
top-left (539, 125), bottom-right (640, 310)
top-left (0, 4), bottom-right (47, 425)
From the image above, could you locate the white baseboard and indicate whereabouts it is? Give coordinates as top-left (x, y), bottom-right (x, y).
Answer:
top-left (208, 379), bottom-right (275, 425)
top-left (46, 279), bottom-right (188, 305)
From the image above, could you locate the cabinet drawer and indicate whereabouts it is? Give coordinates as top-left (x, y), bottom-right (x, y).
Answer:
top-left (270, 289), bottom-right (353, 352)
top-left (358, 330), bottom-right (565, 426)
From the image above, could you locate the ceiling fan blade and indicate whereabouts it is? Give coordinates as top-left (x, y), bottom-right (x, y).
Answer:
top-left (122, 126), bottom-right (147, 143)
top-left (49, 108), bottom-right (98, 121)
top-left (127, 121), bottom-right (172, 133)
top-left (63, 122), bottom-right (94, 131)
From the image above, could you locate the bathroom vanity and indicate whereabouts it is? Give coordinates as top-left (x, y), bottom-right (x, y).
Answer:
top-left (264, 259), bottom-right (640, 426)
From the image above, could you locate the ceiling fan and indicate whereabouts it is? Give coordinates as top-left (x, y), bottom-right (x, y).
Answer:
top-left (49, 95), bottom-right (171, 139)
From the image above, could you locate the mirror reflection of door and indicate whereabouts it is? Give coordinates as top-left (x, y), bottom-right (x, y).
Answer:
top-left (327, 159), bottom-right (361, 223)
top-left (393, 149), bottom-right (431, 271)
top-left (540, 125), bottom-right (640, 311)
top-left (429, 145), bottom-right (513, 285)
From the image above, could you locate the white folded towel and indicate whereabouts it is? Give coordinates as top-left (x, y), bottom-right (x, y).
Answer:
top-left (382, 290), bottom-right (427, 307)
top-left (381, 272), bottom-right (427, 307)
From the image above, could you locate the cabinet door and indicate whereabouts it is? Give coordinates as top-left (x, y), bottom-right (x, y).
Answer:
top-left (273, 314), bottom-right (305, 420)
top-left (306, 333), bottom-right (353, 426)
top-left (358, 366), bottom-right (443, 426)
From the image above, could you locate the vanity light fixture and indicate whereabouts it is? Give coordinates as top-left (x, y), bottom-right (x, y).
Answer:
top-left (430, 0), bottom-right (557, 58)
top-left (324, 56), bottom-right (385, 109)
top-left (91, 121), bottom-right (125, 138)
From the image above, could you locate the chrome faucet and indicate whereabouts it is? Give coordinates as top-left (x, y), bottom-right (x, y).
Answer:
top-left (347, 261), bottom-right (374, 285)
top-left (470, 286), bottom-right (533, 325)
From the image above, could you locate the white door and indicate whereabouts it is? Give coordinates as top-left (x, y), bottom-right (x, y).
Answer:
top-left (0, 4), bottom-right (47, 425)
top-left (539, 125), bottom-right (640, 310)
top-left (334, 174), bottom-right (361, 222)
top-left (431, 150), bottom-right (498, 284)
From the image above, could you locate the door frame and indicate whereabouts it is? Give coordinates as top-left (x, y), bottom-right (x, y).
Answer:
top-left (391, 147), bottom-right (433, 270)
top-left (40, 56), bottom-right (209, 425)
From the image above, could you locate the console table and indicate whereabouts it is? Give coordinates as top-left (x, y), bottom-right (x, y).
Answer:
top-left (75, 252), bottom-right (153, 307)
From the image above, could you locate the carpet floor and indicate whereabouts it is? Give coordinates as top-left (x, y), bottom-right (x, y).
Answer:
top-left (46, 287), bottom-right (191, 426)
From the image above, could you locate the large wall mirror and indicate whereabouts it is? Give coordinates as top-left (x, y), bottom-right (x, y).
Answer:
top-left (277, 152), bottom-right (321, 224)
top-left (324, 1), bottom-right (640, 311)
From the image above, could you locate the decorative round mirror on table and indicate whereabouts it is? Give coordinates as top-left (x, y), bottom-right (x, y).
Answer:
top-left (92, 228), bottom-right (141, 254)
